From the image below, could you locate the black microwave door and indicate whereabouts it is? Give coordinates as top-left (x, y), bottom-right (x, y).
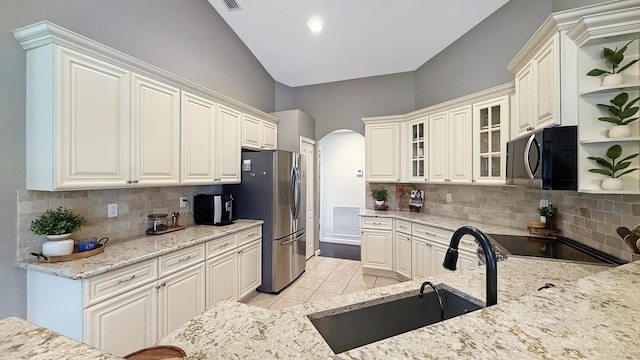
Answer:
top-left (542, 127), bottom-right (578, 190)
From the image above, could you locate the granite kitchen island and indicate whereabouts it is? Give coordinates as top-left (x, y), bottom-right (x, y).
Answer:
top-left (3, 257), bottom-right (639, 359)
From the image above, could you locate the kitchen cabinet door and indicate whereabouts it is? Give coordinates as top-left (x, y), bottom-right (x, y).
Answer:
top-left (180, 91), bottom-right (217, 184)
top-left (532, 34), bottom-right (560, 130)
top-left (394, 232), bottom-right (412, 279)
top-left (241, 114), bottom-right (262, 149)
top-left (428, 111), bottom-right (448, 183)
top-left (361, 229), bottom-right (394, 272)
top-left (365, 123), bottom-right (400, 182)
top-left (448, 106), bottom-right (472, 183)
top-left (411, 237), bottom-right (431, 279)
top-left (131, 73), bottom-right (181, 186)
top-left (514, 62), bottom-right (534, 139)
top-left (206, 250), bottom-right (237, 308)
top-left (458, 250), bottom-right (479, 271)
top-left (473, 96), bottom-right (509, 185)
top-left (237, 239), bottom-right (262, 300)
top-left (157, 262), bottom-right (206, 339)
top-left (84, 281), bottom-right (157, 357)
top-left (262, 120), bottom-right (278, 150)
top-left (430, 241), bottom-right (450, 276)
top-left (408, 118), bottom-right (427, 182)
top-left (216, 105), bottom-right (242, 183)
top-left (47, 46), bottom-right (131, 190)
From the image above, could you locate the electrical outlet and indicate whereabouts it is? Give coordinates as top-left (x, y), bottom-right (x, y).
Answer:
top-left (180, 197), bottom-right (187, 208)
top-left (446, 193), bottom-right (452, 203)
top-left (108, 203), bottom-right (118, 218)
top-left (540, 199), bottom-right (549, 208)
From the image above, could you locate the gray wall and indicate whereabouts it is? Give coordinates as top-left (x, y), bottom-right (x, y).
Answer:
top-left (414, 0), bottom-right (553, 109)
top-left (0, 0), bottom-right (275, 318)
top-left (286, 72), bottom-right (416, 139)
top-left (552, 0), bottom-right (614, 12)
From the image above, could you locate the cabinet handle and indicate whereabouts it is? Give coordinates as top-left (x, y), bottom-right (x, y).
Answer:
top-left (246, 232), bottom-right (257, 238)
top-left (178, 255), bottom-right (192, 262)
top-left (461, 240), bottom-right (476, 247)
top-left (445, 179), bottom-right (451, 182)
top-left (155, 282), bottom-right (167, 290)
top-left (238, 249), bottom-right (244, 254)
top-left (133, 179), bottom-right (139, 184)
top-left (126, 180), bottom-right (132, 184)
top-left (372, 222), bottom-right (385, 225)
top-left (424, 231), bottom-right (438, 237)
top-left (118, 274), bottom-right (135, 284)
top-left (218, 242), bottom-right (230, 249)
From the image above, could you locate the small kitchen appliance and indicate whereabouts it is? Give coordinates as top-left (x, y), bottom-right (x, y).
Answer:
top-left (193, 194), bottom-right (236, 226)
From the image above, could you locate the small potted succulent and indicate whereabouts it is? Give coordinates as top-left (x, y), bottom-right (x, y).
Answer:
top-left (370, 188), bottom-right (389, 206)
top-left (587, 39), bottom-right (638, 87)
top-left (588, 144), bottom-right (640, 191)
top-left (597, 92), bottom-right (639, 138)
top-left (536, 204), bottom-right (557, 229)
top-left (30, 207), bottom-right (86, 256)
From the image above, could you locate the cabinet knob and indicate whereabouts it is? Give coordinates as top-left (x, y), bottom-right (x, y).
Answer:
top-left (126, 180), bottom-right (132, 184)
top-left (133, 179), bottom-right (139, 184)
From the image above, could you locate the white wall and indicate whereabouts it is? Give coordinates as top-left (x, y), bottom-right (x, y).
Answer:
top-left (319, 130), bottom-right (365, 245)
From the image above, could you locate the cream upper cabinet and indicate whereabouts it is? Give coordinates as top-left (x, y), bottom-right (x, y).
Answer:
top-left (241, 113), bottom-right (278, 150)
top-left (180, 92), bottom-right (217, 184)
top-left (428, 106), bottom-right (472, 184)
top-left (473, 96), bottom-right (510, 184)
top-left (365, 122), bottom-right (400, 182)
top-left (216, 105), bottom-right (242, 183)
top-left (26, 45), bottom-right (132, 190)
top-left (407, 117), bottom-right (428, 182)
top-left (131, 74), bottom-right (181, 187)
top-left (532, 34), bottom-right (560, 130)
top-left (514, 62), bottom-right (534, 138)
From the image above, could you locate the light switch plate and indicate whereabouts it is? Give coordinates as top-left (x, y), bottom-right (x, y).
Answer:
top-left (108, 203), bottom-right (118, 218)
top-left (180, 197), bottom-right (187, 208)
top-left (446, 193), bottom-right (452, 203)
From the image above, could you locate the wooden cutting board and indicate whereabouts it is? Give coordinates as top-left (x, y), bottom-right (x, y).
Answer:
top-left (124, 345), bottom-right (187, 359)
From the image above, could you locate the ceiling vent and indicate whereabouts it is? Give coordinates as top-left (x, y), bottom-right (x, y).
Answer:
top-left (222, 0), bottom-right (242, 11)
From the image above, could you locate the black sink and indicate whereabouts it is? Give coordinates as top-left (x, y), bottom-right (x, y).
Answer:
top-left (307, 284), bottom-right (484, 354)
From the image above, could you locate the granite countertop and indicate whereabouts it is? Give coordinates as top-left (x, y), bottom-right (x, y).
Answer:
top-left (14, 219), bottom-right (263, 279)
top-left (360, 209), bottom-right (531, 236)
top-left (3, 257), bottom-right (638, 359)
top-left (0, 317), bottom-right (121, 360)
top-left (157, 257), bottom-right (639, 359)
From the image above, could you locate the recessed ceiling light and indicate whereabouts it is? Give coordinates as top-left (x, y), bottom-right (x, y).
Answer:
top-left (307, 18), bottom-right (323, 32)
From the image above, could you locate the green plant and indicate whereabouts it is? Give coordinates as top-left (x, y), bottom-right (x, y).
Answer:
top-left (587, 39), bottom-right (638, 77)
top-left (597, 92), bottom-right (640, 125)
top-left (588, 144), bottom-right (640, 178)
top-left (537, 204), bottom-right (557, 217)
top-left (30, 207), bottom-right (86, 235)
top-left (370, 188), bottom-right (389, 202)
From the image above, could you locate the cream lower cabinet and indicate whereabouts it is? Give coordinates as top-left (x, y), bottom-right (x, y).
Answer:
top-left (394, 232), bottom-right (412, 280)
top-left (206, 227), bottom-right (262, 308)
top-left (361, 216), bottom-right (394, 275)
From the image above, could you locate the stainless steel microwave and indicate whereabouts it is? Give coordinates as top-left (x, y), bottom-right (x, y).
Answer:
top-left (506, 126), bottom-right (577, 190)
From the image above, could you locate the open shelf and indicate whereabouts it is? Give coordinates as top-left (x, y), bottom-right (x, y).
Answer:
top-left (579, 82), bottom-right (640, 96)
top-left (580, 136), bottom-right (640, 144)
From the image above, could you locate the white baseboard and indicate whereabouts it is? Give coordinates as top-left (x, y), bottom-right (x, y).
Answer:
top-left (315, 249), bottom-right (321, 256)
top-left (320, 237), bottom-right (361, 246)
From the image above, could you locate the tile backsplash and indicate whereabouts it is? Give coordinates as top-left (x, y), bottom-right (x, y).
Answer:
top-left (17, 185), bottom-right (221, 260)
top-left (367, 183), bottom-right (640, 262)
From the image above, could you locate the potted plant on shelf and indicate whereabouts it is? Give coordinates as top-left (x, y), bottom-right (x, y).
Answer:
top-left (588, 144), bottom-right (640, 191)
top-left (370, 188), bottom-right (389, 207)
top-left (30, 207), bottom-right (86, 256)
top-left (597, 92), bottom-right (640, 138)
top-left (587, 39), bottom-right (638, 87)
top-left (536, 204), bottom-right (557, 229)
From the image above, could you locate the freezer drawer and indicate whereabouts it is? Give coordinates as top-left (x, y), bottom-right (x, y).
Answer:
top-left (272, 228), bottom-right (306, 293)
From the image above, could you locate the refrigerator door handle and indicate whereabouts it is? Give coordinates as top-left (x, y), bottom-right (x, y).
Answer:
top-left (294, 166), bottom-right (302, 220)
top-left (280, 231), bottom-right (305, 246)
top-left (290, 166), bottom-right (297, 220)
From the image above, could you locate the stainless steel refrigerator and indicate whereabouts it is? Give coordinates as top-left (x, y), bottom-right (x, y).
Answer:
top-left (226, 150), bottom-right (306, 293)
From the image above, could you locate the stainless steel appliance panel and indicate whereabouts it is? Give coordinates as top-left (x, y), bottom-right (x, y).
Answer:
top-left (273, 228), bottom-right (306, 291)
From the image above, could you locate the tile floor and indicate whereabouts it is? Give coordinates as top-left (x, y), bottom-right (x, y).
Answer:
top-left (242, 256), bottom-right (405, 310)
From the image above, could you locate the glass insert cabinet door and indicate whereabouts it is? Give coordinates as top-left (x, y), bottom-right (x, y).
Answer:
top-left (473, 96), bottom-right (509, 183)
top-left (409, 118), bottom-right (427, 181)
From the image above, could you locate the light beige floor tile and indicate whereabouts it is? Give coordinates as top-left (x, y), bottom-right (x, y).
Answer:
top-left (325, 271), bottom-right (353, 284)
top-left (317, 281), bottom-right (348, 294)
top-left (246, 296), bottom-right (279, 309)
top-left (292, 277), bottom-right (324, 291)
top-left (342, 284), bottom-right (370, 295)
top-left (318, 256), bottom-right (342, 265)
top-left (242, 292), bottom-right (278, 304)
top-left (374, 277), bottom-right (401, 288)
top-left (305, 256), bottom-right (322, 270)
top-left (331, 266), bottom-right (358, 277)
top-left (304, 269), bottom-right (332, 280)
top-left (308, 290), bottom-right (341, 303)
top-left (349, 273), bottom-right (377, 288)
top-left (269, 297), bottom-right (305, 310)
top-left (314, 262), bottom-right (339, 272)
top-left (281, 286), bottom-right (315, 302)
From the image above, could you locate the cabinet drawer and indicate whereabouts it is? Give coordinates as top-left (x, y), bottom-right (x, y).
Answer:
top-left (412, 223), bottom-right (451, 242)
top-left (395, 219), bottom-right (411, 234)
top-left (361, 216), bottom-right (393, 230)
top-left (84, 258), bottom-right (157, 307)
top-left (158, 244), bottom-right (205, 278)
top-left (238, 226), bottom-right (261, 246)
top-left (206, 233), bottom-right (238, 259)
top-left (459, 234), bottom-right (479, 253)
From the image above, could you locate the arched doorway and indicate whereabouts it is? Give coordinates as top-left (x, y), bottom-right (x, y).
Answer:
top-left (318, 130), bottom-right (365, 260)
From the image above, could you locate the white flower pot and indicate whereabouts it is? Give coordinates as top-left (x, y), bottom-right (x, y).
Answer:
top-left (45, 233), bottom-right (71, 241)
top-left (601, 73), bottom-right (624, 87)
top-left (601, 178), bottom-right (623, 191)
top-left (42, 239), bottom-right (74, 256)
top-left (608, 125), bottom-right (632, 138)
top-left (375, 200), bottom-right (385, 206)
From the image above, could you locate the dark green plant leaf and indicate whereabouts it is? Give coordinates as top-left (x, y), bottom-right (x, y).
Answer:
top-left (611, 93), bottom-right (629, 107)
top-left (620, 108), bottom-right (638, 119)
top-left (618, 59), bottom-right (639, 74)
top-left (603, 47), bottom-right (615, 59)
top-left (617, 153), bottom-right (640, 163)
top-left (620, 117), bottom-right (639, 126)
top-left (615, 168), bottom-right (639, 178)
top-left (612, 161), bottom-right (632, 172)
top-left (624, 96), bottom-right (640, 111)
top-left (606, 144), bottom-right (623, 160)
top-left (589, 168), bottom-right (613, 177)
top-left (587, 69), bottom-right (610, 76)
top-left (587, 156), bottom-right (613, 170)
top-left (598, 116), bottom-right (622, 125)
